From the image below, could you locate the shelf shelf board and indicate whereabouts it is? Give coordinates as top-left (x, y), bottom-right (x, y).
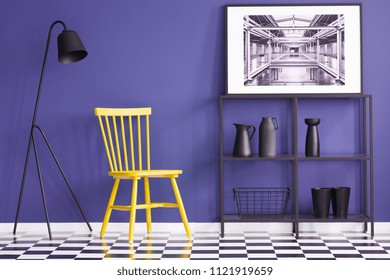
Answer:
top-left (298, 154), bottom-right (371, 161)
top-left (222, 154), bottom-right (295, 161)
top-left (222, 154), bottom-right (371, 161)
top-left (298, 213), bottom-right (371, 223)
top-left (223, 214), bottom-right (295, 223)
top-left (223, 213), bottom-right (371, 223)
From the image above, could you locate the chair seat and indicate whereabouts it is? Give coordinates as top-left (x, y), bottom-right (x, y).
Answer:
top-left (109, 169), bottom-right (183, 179)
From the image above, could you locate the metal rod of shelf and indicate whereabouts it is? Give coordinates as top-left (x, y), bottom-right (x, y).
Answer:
top-left (219, 96), bottom-right (225, 238)
top-left (362, 97), bottom-right (368, 233)
top-left (369, 96), bottom-right (374, 237)
top-left (292, 98), bottom-right (299, 236)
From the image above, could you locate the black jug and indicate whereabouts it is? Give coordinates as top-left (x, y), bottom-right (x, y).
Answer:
top-left (259, 117), bottom-right (278, 157)
top-left (233, 123), bottom-right (256, 157)
top-left (305, 118), bottom-right (320, 157)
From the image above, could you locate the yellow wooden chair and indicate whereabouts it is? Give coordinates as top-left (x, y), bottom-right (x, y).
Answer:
top-left (94, 107), bottom-right (191, 242)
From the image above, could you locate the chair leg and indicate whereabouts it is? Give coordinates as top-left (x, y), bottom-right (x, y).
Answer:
top-left (144, 177), bottom-right (152, 233)
top-left (101, 178), bottom-right (120, 238)
top-left (129, 179), bottom-right (139, 243)
top-left (170, 177), bottom-right (191, 238)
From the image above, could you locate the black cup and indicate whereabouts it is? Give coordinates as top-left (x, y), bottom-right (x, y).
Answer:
top-left (331, 187), bottom-right (350, 218)
top-left (311, 188), bottom-right (332, 218)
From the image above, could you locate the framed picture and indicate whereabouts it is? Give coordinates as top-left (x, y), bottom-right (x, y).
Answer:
top-left (225, 4), bottom-right (362, 94)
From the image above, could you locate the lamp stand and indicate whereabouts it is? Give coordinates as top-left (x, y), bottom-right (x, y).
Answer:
top-left (13, 21), bottom-right (92, 240)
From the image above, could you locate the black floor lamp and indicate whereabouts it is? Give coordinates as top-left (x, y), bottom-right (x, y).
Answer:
top-left (13, 20), bottom-right (92, 240)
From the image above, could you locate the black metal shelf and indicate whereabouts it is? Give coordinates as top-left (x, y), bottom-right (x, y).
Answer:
top-left (297, 154), bottom-right (371, 161)
top-left (223, 154), bottom-right (371, 161)
top-left (223, 154), bottom-right (295, 161)
top-left (219, 94), bottom-right (374, 238)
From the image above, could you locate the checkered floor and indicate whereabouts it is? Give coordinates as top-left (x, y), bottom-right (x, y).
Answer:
top-left (1, 231), bottom-right (390, 260)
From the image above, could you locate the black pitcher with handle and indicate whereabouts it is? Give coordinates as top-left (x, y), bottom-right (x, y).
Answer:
top-left (233, 123), bottom-right (256, 157)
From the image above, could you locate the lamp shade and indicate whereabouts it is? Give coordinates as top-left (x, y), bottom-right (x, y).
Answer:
top-left (57, 30), bottom-right (88, 64)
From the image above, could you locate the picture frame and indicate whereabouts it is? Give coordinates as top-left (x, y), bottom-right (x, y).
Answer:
top-left (225, 4), bottom-right (362, 94)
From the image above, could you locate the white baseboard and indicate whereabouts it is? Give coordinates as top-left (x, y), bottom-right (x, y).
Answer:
top-left (2, 222), bottom-right (390, 234)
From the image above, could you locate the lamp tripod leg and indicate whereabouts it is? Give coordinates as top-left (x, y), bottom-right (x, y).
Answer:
top-left (13, 131), bottom-right (33, 235)
top-left (31, 131), bottom-right (52, 240)
top-left (34, 125), bottom-right (92, 232)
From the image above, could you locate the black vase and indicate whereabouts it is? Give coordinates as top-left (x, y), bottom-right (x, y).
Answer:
top-left (331, 187), bottom-right (350, 218)
top-left (259, 117), bottom-right (278, 157)
top-left (311, 188), bottom-right (332, 218)
top-left (305, 118), bottom-right (320, 157)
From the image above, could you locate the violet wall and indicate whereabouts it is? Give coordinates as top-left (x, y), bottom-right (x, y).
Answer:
top-left (1, 0), bottom-right (389, 223)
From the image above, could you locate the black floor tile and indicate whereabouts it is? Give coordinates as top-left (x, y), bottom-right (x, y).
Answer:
top-left (298, 243), bottom-right (327, 246)
top-left (332, 254), bottom-right (363, 258)
top-left (191, 250), bottom-right (219, 254)
top-left (161, 254), bottom-right (191, 258)
top-left (104, 254), bottom-right (135, 258)
top-left (274, 246), bottom-right (301, 250)
top-left (276, 254), bottom-right (305, 258)
top-left (135, 250), bottom-right (163, 254)
top-left (327, 246), bottom-right (355, 250)
top-left (0, 255), bottom-right (20, 259)
top-left (219, 254), bottom-right (248, 258)
top-left (247, 249), bottom-right (275, 254)
top-left (245, 242), bottom-right (273, 246)
top-left (306, 257), bottom-right (336, 260)
top-left (56, 247), bottom-right (84, 251)
top-left (358, 250), bottom-right (388, 254)
top-left (46, 255), bottom-right (76, 259)
top-left (23, 250), bottom-right (53, 255)
top-left (302, 250), bottom-right (332, 254)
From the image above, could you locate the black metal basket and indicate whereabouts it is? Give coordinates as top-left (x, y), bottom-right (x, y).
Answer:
top-left (233, 187), bottom-right (291, 218)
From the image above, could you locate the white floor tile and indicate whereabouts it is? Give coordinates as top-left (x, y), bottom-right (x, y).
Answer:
top-left (163, 250), bottom-right (192, 254)
top-left (247, 253), bottom-right (277, 258)
top-left (274, 249), bottom-right (304, 254)
top-left (50, 250), bottom-right (81, 255)
top-left (362, 254), bottom-right (390, 259)
top-left (17, 255), bottom-right (48, 260)
top-left (219, 249), bottom-right (247, 254)
top-left (304, 254), bottom-right (335, 259)
top-left (246, 246), bottom-right (274, 250)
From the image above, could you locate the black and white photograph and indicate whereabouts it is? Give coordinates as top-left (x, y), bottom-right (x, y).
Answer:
top-left (226, 4), bottom-right (362, 94)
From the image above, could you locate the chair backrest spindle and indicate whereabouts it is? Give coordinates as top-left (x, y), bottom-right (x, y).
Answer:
top-left (120, 116), bottom-right (129, 171)
top-left (128, 116), bottom-right (135, 170)
top-left (137, 115), bottom-right (142, 170)
top-left (146, 115), bottom-right (151, 170)
top-left (112, 116), bottom-right (123, 171)
top-left (104, 115), bottom-right (118, 171)
top-left (95, 107), bottom-right (152, 173)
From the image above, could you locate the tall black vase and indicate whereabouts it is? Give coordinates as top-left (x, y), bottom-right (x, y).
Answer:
top-left (305, 118), bottom-right (320, 157)
top-left (311, 188), bottom-right (332, 218)
top-left (331, 187), bottom-right (350, 218)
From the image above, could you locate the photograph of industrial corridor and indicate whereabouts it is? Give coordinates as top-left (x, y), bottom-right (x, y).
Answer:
top-left (243, 14), bottom-right (345, 87)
